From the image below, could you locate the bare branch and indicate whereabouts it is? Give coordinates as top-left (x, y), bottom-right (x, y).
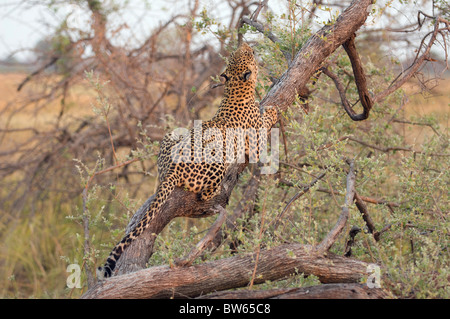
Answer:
top-left (273, 171), bottom-right (326, 229)
top-left (341, 34), bottom-right (373, 120)
top-left (319, 34), bottom-right (373, 121)
top-left (241, 17), bottom-right (293, 62)
top-left (82, 243), bottom-right (371, 299)
top-left (373, 16), bottom-right (446, 103)
top-left (201, 283), bottom-right (388, 299)
top-left (315, 160), bottom-right (356, 254)
top-left (174, 205), bottom-right (227, 267)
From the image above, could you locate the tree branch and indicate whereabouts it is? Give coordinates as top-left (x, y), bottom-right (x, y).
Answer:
top-left (202, 283), bottom-right (388, 299)
top-left (315, 160), bottom-right (356, 254)
top-left (174, 205), bottom-right (227, 267)
top-left (341, 33), bottom-right (373, 120)
top-left (320, 34), bottom-right (373, 121)
top-left (373, 16), bottom-right (445, 103)
top-left (82, 243), bottom-right (371, 299)
top-left (241, 17), bottom-right (292, 63)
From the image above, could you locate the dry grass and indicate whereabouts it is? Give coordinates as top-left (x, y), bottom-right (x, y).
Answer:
top-left (401, 77), bottom-right (449, 144)
top-left (0, 73), bottom-right (95, 154)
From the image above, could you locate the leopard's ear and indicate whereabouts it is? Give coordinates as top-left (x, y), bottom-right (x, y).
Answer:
top-left (220, 73), bottom-right (229, 82)
top-left (242, 70), bottom-right (252, 82)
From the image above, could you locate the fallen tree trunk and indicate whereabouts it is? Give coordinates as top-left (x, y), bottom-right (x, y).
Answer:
top-left (82, 243), bottom-right (372, 299)
top-left (201, 283), bottom-right (389, 299)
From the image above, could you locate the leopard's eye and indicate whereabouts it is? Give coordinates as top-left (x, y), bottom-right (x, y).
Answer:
top-left (220, 73), bottom-right (229, 82)
top-left (243, 70), bottom-right (252, 81)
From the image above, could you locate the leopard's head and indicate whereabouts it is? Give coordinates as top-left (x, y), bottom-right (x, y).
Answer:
top-left (221, 43), bottom-right (257, 89)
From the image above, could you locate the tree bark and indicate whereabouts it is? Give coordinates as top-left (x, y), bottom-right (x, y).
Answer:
top-left (83, 243), bottom-right (373, 299)
top-left (202, 283), bottom-right (388, 299)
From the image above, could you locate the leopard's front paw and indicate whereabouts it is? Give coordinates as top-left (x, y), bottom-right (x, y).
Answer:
top-left (262, 105), bottom-right (279, 126)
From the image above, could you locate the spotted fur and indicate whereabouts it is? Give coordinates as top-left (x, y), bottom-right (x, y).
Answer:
top-left (97, 43), bottom-right (278, 279)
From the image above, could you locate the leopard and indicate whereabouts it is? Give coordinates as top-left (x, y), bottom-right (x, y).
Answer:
top-left (97, 42), bottom-right (278, 279)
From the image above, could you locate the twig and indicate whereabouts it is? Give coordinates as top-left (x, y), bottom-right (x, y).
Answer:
top-left (279, 117), bottom-right (289, 161)
top-left (391, 119), bottom-right (442, 138)
top-left (249, 188), bottom-right (268, 289)
top-left (273, 171), bottom-right (326, 229)
top-left (315, 160), bottom-right (356, 254)
top-left (346, 136), bottom-right (449, 157)
top-left (373, 16), bottom-right (443, 103)
top-left (312, 185), bottom-right (400, 210)
top-left (17, 56), bottom-right (59, 92)
top-left (357, 194), bottom-right (399, 208)
top-left (82, 187), bottom-right (95, 289)
top-left (174, 205), bottom-right (227, 267)
top-left (84, 158), bottom-right (139, 191)
top-left (250, 0), bottom-right (269, 22)
top-left (240, 17), bottom-right (292, 63)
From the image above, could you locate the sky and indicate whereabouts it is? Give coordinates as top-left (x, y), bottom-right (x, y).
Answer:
top-left (0, 2), bottom-right (53, 60)
top-left (0, 0), bottom-right (233, 61)
top-left (0, 0), bottom-right (172, 61)
top-left (0, 0), bottom-right (439, 63)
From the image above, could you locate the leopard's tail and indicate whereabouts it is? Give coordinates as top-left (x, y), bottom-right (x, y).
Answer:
top-left (97, 173), bottom-right (179, 279)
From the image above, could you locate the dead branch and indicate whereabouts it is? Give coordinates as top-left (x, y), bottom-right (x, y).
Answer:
top-left (273, 171), bottom-right (327, 229)
top-left (82, 243), bottom-right (371, 299)
top-left (354, 192), bottom-right (379, 240)
top-left (202, 283), bottom-right (388, 299)
top-left (373, 15), bottom-right (447, 103)
top-left (17, 56), bottom-right (59, 92)
top-left (240, 17), bottom-right (292, 63)
top-left (315, 160), bottom-right (356, 254)
top-left (347, 136), bottom-right (449, 157)
top-left (391, 118), bottom-right (443, 138)
top-left (341, 34), bottom-right (373, 120)
top-left (344, 226), bottom-right (361, 257)
top-left (174, 205), bottom-right (227, 267)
